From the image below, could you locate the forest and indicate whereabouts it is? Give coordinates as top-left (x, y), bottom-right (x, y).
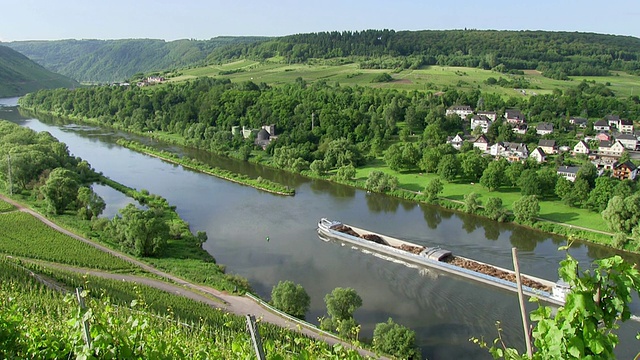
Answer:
top-left (206, 30), bottom-right (640, 79)
top-left (5, 37), bottom-right (265, 82)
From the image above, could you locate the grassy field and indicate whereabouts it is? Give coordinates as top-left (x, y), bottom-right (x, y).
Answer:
top-left (170, 59), bottom-right (639, 98)
top-left (0, 199), bottom-right (15, 213)
top-left (353, 161), bottom-right (610, 232)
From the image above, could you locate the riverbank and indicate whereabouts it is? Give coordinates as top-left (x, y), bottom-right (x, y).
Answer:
top-left (116, 139), bottom-right (295, 196)
top-left (17, 106), bottom-right (625, 254)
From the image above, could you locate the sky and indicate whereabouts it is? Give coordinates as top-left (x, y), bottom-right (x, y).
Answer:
top-left (0, 0), bottom-right (639, 42)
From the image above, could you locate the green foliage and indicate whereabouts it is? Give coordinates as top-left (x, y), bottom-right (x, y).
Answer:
top-left (513, 195), bottom-right (540, 224)
top-left (270, 280), bottom-right (311, 320)
top-left (6, 37), bottom-right (263, 82)
top-left (321, 287), bottom-right (363, 340)
top-left (109, 204), bottom-right (169, 257)
top-left (371, 72), bottom-right (393, 83)
top-left (423, 178), bottom-right (444, 203)
top-left (365, 171), bottom-right (399, 193)
top-left (436, 153), bottom-right (460, 181)
top-left (475, 252), bottom-right (640, 360)
top-left (483, 197), bottom-right (508, 222)
top-left (0, 258), bottom-right (365, 359)
top-left (463, 192), bottom-right (481, 214)
top-left (480, 159), bottom-right (507, 191)
top-left (40, 168), bottom-right (80, 214)
top-left (76, 186), bottom-right (106, 220)
top-left (373, 318), bottom-right (421, 359)
top-left (601, 194), bottom-right (640, 234)
top-left (0, 45), bottom-right (77, 97)
top-left (334, 164), bottom-right (356, 182)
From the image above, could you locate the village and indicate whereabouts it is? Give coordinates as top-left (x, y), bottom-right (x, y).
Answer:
top-left (445, 105), bottom-right (638, 182)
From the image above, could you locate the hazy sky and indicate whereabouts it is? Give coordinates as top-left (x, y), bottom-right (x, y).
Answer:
top-left (0, 0), bottom-right (638, 42)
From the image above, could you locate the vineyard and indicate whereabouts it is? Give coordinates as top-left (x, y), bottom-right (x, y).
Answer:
top-left (0, 211), bottom-right (136, 271)
top-left (0, 199), bottom-right (15, 212)
top-left (0, 257), bottom-right (367, 359)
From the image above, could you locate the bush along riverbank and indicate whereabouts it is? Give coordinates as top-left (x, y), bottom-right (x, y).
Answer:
top-left (116, 139), bottom-right (295, 196)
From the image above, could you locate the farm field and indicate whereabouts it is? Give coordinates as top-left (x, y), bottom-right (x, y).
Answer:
top-left (0, 211), bottom-right (136, 271)
top-left (171, 59), bottom-right (639, 98)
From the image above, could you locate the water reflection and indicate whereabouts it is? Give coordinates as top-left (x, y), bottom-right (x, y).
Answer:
top-left (421, 204), bottom-right (442, 229)
top-left (309, 178), bottom-right (356, 199)
top-left (483, 221), bottom-right (501, 241)
top-left (365, 192), bottom-right (400, 213)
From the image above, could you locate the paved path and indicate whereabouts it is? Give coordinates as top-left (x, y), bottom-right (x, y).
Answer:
top-left (0, 194), bottom-right (383, 359)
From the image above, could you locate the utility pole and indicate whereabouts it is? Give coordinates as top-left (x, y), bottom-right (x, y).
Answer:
top-left (311, 112), bottom-right (315, 131)
top-left (7, 154), bottom-right (12, 195)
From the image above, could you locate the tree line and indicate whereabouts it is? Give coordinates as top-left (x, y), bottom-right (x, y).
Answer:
top-left (206, 29), bottom-right (640, 77)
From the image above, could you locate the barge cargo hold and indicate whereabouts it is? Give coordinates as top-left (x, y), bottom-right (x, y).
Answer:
top-left (317, 218), bottom-right (569, 306)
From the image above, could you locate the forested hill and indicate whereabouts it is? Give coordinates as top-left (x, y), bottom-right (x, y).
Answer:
top-left (5, 37), bottom-right (266, 83)
top-left (207, 30), bottom-right (640, 78)
top-left (0, 45), bottom-right (78, 97)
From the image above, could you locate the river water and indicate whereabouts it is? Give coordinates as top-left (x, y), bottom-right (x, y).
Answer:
top-left (2, 97), bottom-right (638, 359)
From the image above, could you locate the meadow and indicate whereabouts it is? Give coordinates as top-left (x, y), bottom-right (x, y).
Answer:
top-left (171, 59), bottom-right (638, 99)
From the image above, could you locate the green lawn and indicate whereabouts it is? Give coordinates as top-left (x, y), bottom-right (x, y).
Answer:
top-left (355, 161), bottom-right (610, 232)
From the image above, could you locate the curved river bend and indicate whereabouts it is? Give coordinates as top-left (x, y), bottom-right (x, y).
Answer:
top-left (2, 97), bottom-right (638, 359)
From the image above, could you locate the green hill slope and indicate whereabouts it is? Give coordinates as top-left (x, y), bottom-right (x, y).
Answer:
top-left (6, 37), bottom-right (266, 83)
top-left (0, 45), bottom-right (78, 97)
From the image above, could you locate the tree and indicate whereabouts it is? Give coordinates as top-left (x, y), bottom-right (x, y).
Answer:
top-left (383, 143), bottom-right (404, 171)
top-left (373, 318), bottom-right (421, 359)
top-left (422, 123), bottom-right (447, 147)
top-left (484, 197), bottom-right (508, 222)
top-left (518, 169), bottom-right (541, 196)
top-left (601, 194), bottom-right (640, 234)
top-left (76, 186), bottom-right (106, 220)
top-left (40, 168), bottom-right (80, 214)
top-left (419, 147), bottom-right (442, 173)
top-left (325, 287), bottom-right (362, 321)
top-left (321, 287), bottom-right (363, 339)
top-left (480, 159), bottom-right (507, 191)
top-left (463, 192), bottom-right (481, 214)
top-left (365, 171), bottom-right (398, 193)
top-left (554, 177), bottom-right (573, 203)
top-left (109, 204), bottom-right (170, 257)
top-left (461, 151), bottom-right (489, 182)
top-left (423, 178), bottom-right (443, 203)
top-left (310, 159), bottom-right (328, 175)
top-left (537, 167), bottom-right (558, 198)
top-left (436, 154), bottom-right (460, 181)
top-left (576, 162), bottom-right (598, 188)
top-left (475, 252), bottom-right (640, 360)
top-left (270, 280), bottom-right (311, 320)
top-left (334, 164), bottom-right (356, 181)
top-left (586, 176), bottom-right (617, 212)
top-left (513, 195), bottom-right (539, 224)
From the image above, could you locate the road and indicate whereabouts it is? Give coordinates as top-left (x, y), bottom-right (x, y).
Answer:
top-left (0, 194), bottom-right (384, 359)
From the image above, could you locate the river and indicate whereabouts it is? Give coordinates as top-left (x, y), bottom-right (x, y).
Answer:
top-left (1, 97), bottom-right (638, 359)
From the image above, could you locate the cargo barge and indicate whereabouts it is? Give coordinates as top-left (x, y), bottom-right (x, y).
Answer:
top-left (317, 218), bottom-right (569, 306)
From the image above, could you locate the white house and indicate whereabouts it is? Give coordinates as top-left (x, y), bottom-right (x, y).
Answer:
top-left (594, 119), bottom-right (610, 132)
top-left (615, 134), bottom-right (638, 151)
top-left (512, 123), bottom-right (528, 135)
top-left (470, 115), bottom-right (492, 133)
top-left (572, 140), bottom-right (590, 155)
top-left (447, 134), bottom-right (465, 150)
top-left (529, 147), bottom-right (547, 163)
top-left (538, 139), bottom-right (557, 154)
top-left (477, 111), bottom-right (498, 122)
top-left (605, 115), bottom-right (621, 128)
top-left (536, 122), bottom-right (554, 136)
top-left (505, 109), bottom-right (525, 124)
top-left (557, 166), bottom-right (580, 182)
top-left (473, 134), bottom-right (489, 152)
top-left (619, 119), bottom-right (634, 134)
top-left (598, 140), bottom-right (625, 157)
top-left (446, 105), bottom-right (473, 118)
top-left (490, 142), bottom-right (528, 162)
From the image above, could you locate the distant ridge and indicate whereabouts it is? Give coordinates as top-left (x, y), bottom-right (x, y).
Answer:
top-left (0, 45), bottom-right (78, 97)
top-left (6, 37), bottom-right (267, 83)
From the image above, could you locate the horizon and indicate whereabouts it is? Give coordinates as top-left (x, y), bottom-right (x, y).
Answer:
top-left (0, 0), bottom-right (639, 42)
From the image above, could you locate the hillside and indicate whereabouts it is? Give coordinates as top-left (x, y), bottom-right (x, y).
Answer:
top-left (0, 45), bottom-right (78, 97)
top-left (206, 30), bottom-right (640, 78)
top-left (6, 37), bottom-right (266, 83)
